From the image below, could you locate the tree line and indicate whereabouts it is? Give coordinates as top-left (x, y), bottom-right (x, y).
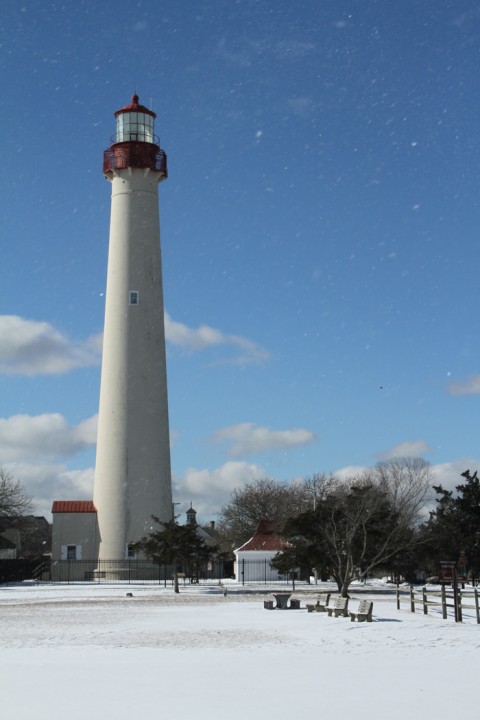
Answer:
top-left (2, 460), bottom-right (480, 595)
top-left (215, 459), bottom-right (480, 595)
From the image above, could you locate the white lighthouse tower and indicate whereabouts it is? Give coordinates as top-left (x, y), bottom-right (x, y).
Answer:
top-left (93, 94), bottom-right (173, 562)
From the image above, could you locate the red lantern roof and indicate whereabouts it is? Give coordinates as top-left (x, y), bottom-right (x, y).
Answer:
top-left (114, 94), bottom-right (156, 119)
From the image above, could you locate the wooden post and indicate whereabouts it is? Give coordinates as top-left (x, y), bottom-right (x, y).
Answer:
top-left (474, 588), bottom-right (480, 625)
top-left (422, 587), bottom-right (428, 615)
top-left (410, 585), bottom-right (415, 613)
top-left (396, 583), bottom-right (400, 610)
top-left (441, 584), bottom-right (447, 619)
top-left (458, 588), bottom-right (463, 623)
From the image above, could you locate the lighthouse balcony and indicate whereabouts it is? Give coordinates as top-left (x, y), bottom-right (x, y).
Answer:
top-left (103, 142), bottom-right (168, 177)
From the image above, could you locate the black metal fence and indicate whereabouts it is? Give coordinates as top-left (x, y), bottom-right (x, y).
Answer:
top-left (44, 558), bottom-right (231, 584)
top-left (1, 557), bottom-right (302, 586)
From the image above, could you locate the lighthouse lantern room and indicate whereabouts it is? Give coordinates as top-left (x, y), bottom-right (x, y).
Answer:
top-left (103, 94), bottom-right (167, 176)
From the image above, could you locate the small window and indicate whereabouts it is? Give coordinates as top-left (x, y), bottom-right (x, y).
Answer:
top-left (126, 543), bottom-right (136, 559)
top-left (129, 291), bottom-right (139, 305)
top-left (67, 545), bottom-right (77, 560)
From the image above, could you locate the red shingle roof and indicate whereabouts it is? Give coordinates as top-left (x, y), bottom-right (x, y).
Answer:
top-left (236, 519), bottom-right (291, 552)
top-left (51, 500), bottom-right (97, 513)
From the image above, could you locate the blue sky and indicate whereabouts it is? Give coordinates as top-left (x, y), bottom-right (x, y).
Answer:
top-left (1, 0), bottom-right (480, 522)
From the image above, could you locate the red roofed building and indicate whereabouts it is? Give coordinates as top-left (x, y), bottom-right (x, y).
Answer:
top-left (234, 519), bottom-right (292, 583)
top-left (52, 501), bottom-right (96, 514)
top-left (51, 500), bottom-right (98, 567)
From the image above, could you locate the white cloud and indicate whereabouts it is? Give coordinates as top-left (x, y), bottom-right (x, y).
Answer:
top-left (172, 460), bottom-right (267, 519)
top-left (3, 461), bottom-right (95, 520)
top-left (0, 312), bottom-right (268, 375)
top-left (164, 312), bottom-right (269, 365)
top-left (0, 315), bottom-right (101, 375)
top-left (0, 413), bottom-right (97, 462)
top-left (376, 440), bottom-right (431, 461)
top-left (421, 458), bottom-right (480, 517)
top-left (429, 459), bottom-right (478, 493)
top-left (447, 374), bottom-right (480, 396)
top-left (210, 422), bottom-right (316, 458)
top-left (334, 465), bottom-right (369, 481)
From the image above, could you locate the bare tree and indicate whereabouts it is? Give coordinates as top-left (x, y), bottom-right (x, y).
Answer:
top-left (300, 473), bottom-right (336, 510)
top-left (274, 459), bottom-right (432, 595)
top-left (217, 477), bottom-right (310, 551)
top-left (372, 457), bottom-right (431, 523)
top-left (0, 469), bottom-right (32, 527)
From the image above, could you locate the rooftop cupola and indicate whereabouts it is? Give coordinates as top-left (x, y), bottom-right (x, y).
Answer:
top-left (186, 505), bottom-right (197, 526)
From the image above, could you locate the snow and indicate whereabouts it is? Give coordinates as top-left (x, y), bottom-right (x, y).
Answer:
top-left (1, 581), bottom-right (478, 719)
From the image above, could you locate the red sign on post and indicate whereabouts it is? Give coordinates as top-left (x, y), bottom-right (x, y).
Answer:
top-left (439, 561), bottom-right (456, 584)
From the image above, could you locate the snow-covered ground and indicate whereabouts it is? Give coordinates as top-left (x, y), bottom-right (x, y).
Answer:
top-left (1, 582), bottom-right (478, 719)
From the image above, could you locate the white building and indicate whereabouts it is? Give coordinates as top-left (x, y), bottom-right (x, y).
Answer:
top-left (234, 520), bottom-right (291, 583)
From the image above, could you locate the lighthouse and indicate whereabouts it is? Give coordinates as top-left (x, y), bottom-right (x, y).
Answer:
top-left (93, 95), bottom-right (173, 562)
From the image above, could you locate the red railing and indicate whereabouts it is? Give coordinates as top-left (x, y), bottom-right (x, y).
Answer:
top-left (103, 142), bottom-right (168, 177)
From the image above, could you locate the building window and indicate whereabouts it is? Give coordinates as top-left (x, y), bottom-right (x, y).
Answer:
top-left (61, 544), bottom-right (82, 561)
top-left (129, 291), bottom-right (139, 305)
top-left (67, 545), bottom-right (77, 560)
top-left (126, 543), bottom-right (136, 559)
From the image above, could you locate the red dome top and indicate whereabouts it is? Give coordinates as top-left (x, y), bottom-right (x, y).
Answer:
top-left (114, 94), bottom-right (156, 119)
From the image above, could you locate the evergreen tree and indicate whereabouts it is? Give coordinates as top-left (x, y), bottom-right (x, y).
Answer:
top-left (135, 517), bottom-right (217, 592)
top-left (424, 470), bottom-right (480, 581)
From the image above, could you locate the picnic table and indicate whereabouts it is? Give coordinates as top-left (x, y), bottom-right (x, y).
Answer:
top-left (272, 592), bottom-right (292, 609)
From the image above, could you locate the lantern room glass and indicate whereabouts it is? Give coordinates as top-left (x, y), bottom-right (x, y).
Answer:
top-left (116, 112), bottom-right (155, 143)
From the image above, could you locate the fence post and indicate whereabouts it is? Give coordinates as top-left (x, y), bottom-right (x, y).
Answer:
top-left (441, 584), bottom-right (447, 619)
top-left (422, 587), bottom-right (428, 615)
top-left (242, 558), bottom-right (245, 586)
top-left (264, 558), bottom-right (267, 585)
top-left (396, 583), bottom-right (400, 610)
top-left (457, 588), bottom-right (463, 623)
top-left (474, 588), bottom-right (480, 624)
top-left (410, 585), bottom-right (415, 613)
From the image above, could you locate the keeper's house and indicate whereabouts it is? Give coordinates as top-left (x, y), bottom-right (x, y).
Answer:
top-left (234, 519), bottom-right (291, 583)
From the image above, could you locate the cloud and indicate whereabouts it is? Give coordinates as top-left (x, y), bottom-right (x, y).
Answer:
top-left (0, 413), bottom-right (97, 462)
top-left (429, 459), bottom-right (478, 493)
top-left (3, 461), bottom-right (95, 520)
top-left (0, 312), bottom-right (268, 375)
top-left (172, 460), bottom-right (267, 519)
top-left (0, 315), bottom-right (102, 375)
top-left (164, 312), bottom-right (269, 365)
top-left (376, 440), bottom-right (431, 461)
top-left (210, 422), bottom-right (316, 458)
top-left (334, 465), bottom-right (369, 481)
top-left (447, 374), bottom-right (480, 396)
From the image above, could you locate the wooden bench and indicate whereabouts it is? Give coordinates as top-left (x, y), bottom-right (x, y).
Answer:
top-left (264, 600), bottom-right (274, 610)
top-left (349, 599), bottom-right (373, 622)
top-left (326, 596), bottom-right (349, 617)
top-left (306, 593), bottom-right (330, 613)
